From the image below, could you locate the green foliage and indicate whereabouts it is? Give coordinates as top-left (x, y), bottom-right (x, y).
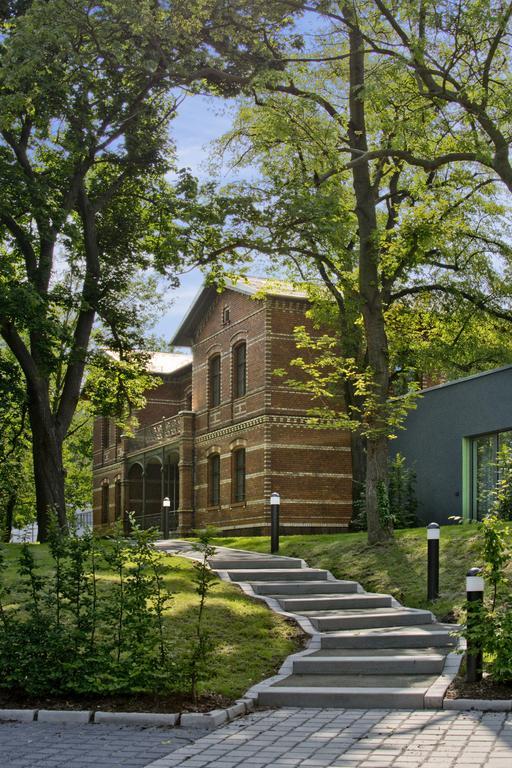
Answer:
top-left (351, 453), bottom-right (418, 531)
top-left (186, 528), bottom-right (218, 703)
top-left (462, 514), bottom-right (512, 683)
top-left (0, 518), bottom-right (182, 696)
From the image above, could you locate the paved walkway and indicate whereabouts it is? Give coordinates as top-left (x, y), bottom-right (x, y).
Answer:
top-left (1, 707), bottom-right (511, 767)
top-left (0, 721), bottom-right (206, 768)
top-left (146, 709), bottom-right (512, 768)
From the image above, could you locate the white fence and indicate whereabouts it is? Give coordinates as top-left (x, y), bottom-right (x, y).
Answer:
top-left (10, 509), bottom-right (93, 543)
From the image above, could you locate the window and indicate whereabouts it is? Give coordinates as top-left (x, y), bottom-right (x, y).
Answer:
top-left (471, 429), bottom-right (512, 519)
top-left (114, 480), bottom-right (122, 520)
top-left (209, 355), bottom-right (221, 407)
top-left (101, 417), bottom-right (109, 449)
top-left (233, 342), bottom-right (247, 398)
top-left (208, 454), bottom-right (221, 506)
top-left (222, 306), bottom-right (230, 325)
top-left (101, 483), bottom-right (109, 524)
top-left (233, 448), bottom-right (246, 502)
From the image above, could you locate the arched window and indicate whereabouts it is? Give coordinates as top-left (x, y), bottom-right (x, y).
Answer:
top-left (233, 342), bottom-right (247, 398)
top-left (101, 483), bottom-right (109, 524)
top-left (114, 480), bottom-right (122, 520)
top-left (232, 448), bottom-right (246, 502)
top-left (209, 354), bottom-right (221, 407)
top-left (208, 453), bottom-right (221, 506)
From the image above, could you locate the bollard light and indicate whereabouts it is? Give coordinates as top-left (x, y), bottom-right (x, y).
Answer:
top-left (270, 492), bottom-right (281, 554)
top-left (466, 567), bottom-right (484, 683)
top-left (162, 496), bottom-right (171, 539)
top-left (427, 522), bottom-right (440, 601)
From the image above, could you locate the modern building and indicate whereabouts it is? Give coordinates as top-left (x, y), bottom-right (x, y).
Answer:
top-left (92, 278), bottom-right (353, 535)
top-left (393, 365), bottom-right (512, 524)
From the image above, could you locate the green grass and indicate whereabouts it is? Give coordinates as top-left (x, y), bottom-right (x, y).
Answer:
top-left (1, 544), bottom-right (302, 701)
top-left (206, 525), bottom-right (491, 622)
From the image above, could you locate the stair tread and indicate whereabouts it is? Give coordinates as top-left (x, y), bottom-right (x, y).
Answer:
top-left (323, 624), bottom-right (455, 636)
top-left (302, 607), bottom-right (431, 617)
top-left (272, 673), bottom-right (439, 689)
top-left (307, 647), bottom-right (449, 657)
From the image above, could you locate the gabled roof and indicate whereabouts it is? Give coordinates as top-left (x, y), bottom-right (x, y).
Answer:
top-left (171, 276), bottom-right (309, 347)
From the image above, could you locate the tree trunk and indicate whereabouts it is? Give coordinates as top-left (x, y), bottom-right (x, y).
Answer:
top-left (28, 395), bottom-right (67, 542)
top-left (366, 435), bottom-right (392, 544)
top-left (344, 4), bottom-right (393, 544)
top-left (1, 491), bottom-right (16, 543)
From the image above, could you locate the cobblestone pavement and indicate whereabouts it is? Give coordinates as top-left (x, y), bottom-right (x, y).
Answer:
top-left (0, 720), bottom-right (207, 768)
top-left (145, 708), bottom-right (512, 768)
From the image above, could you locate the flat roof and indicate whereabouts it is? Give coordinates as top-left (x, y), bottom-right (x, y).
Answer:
top-left (420, 364), bottom-right (512, 394)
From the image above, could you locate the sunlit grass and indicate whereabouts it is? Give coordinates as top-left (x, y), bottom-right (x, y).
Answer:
top-left (0, 543), bottom-right (302, 699)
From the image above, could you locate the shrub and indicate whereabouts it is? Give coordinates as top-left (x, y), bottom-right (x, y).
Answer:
top-left (350, 453), bottom-right (418, 531)
top-left (0, 518), bottom-right (181, 697)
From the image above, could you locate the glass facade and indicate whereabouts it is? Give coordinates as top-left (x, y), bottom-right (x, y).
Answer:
top-left (471, 429), bottom-right (512, 519)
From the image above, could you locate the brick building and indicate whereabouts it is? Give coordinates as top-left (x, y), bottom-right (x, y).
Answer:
top-left (92, 278), bottom-right (353, 535)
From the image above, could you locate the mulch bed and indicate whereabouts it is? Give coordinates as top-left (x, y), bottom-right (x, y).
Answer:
top-left (446, 675), bottom-right (512, 701)
top-left (0, 690), bottom-right (233, 713)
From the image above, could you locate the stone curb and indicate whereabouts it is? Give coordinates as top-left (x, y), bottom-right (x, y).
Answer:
top-left (0, 698), bottom-right (254, 728)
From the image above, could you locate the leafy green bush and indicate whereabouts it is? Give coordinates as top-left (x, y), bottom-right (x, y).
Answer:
top-left (462, 513), bottom-right (512, 683)
top-left (351, 453), bottom-right (418, 531)
top-left (0, 519), bottom-right (182, 697)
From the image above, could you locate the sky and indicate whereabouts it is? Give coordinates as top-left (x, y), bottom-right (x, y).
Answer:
top-left (152, 95), bottom-right (240, 343)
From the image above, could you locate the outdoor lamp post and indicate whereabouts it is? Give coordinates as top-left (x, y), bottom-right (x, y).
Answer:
top-left (162, 496), bottom-right (171, 540)
top-left (270, 492), bottom-right (281, 554)
top-left (466, 567), bottom-right (484, 683)
top-left (427, 522), bottom-right (440, 601)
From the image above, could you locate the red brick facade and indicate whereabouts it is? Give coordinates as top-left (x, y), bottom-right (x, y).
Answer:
top-left (92, 281), bottom-right (352, 534)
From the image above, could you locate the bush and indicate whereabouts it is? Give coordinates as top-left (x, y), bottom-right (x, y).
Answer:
top-left (0, 519), bottom-right (182, 697)
top-left (462, 513), bottom-right (512, 683)
top-left (350, 453), bottom-right (418, 531)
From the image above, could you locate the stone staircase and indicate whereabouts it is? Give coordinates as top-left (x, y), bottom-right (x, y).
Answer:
top-left (209, 551), bottom-right (459, 710)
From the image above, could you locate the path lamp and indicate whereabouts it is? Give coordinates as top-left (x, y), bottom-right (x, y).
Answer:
top-left (466, 567), bottom-right (484, 683)
top-left (427, 523), bottom-right (440, 601)
top-left (270, 492), bottom-right (281, 554)
top-left (162, 496), bottom-right (171, 540)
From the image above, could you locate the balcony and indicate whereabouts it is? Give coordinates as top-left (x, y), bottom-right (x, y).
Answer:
top-left (125, 414), bottom-right (183, 453)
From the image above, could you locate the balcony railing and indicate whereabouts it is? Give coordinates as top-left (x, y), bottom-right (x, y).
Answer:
top-left (126, 414), bottom-right (182, 453)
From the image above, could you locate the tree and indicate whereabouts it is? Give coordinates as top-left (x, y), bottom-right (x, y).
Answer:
top-left (0, 0), bottom-right (292, 541)
top-left (219, 4), bottom-right (512, 542)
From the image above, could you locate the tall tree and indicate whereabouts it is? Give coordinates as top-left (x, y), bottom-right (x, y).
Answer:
top-left (0, 0), bottom-right (291, 540)
top-left (219, 4), bottom-right (512, 542)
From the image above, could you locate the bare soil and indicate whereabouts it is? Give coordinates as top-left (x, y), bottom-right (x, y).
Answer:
top-left (446, 674), bottom-right (512, 701)
top-left (0, 690), bottom-right (233, 713)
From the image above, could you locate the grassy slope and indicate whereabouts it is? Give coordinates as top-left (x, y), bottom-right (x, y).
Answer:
top-left (1, 544), bottom-right (301, 700)
top-left (209, 526), bottom-right (489, 622)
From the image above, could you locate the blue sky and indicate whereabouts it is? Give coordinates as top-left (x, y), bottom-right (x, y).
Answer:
top-left (153, 95), bottom-right (239, 342)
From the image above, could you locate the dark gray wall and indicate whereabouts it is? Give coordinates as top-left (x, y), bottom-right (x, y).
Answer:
top-left (392, 366), bottom-right (512, 525)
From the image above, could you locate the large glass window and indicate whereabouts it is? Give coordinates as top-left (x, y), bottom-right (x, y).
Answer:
top-left (233, 343), bottom-right (247, 398)
top-left (209, 355), bottom-right (221, 407)
top-left (233, 448), bottom-right (246, 502)
top-left (471, 429), bottom-right (512, 519)
top-left (208, 454), bottom-right (221, 506)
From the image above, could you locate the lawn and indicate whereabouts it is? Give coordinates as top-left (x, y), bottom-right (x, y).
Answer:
top-left (206, 525), bottom-right (491, 622)
top-left (0, 543), bottom-right (302, 708)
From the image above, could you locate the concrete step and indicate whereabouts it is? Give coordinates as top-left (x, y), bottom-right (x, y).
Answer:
top-left (227, 568), bottom-right (329, 582)
top-left (321, 625), bottom-right (457, 649)
top-left (258, 673), bottom-right (438, 708)
top-left (307, 608), bottom-right (433, 631)
top-left (211, 557), bottom-right (303, 570)
top-left (253, 581), bottom-right (359, 596)
top-left (278, 593), bottom-right (393, 612)
top-left (292, 653), bottom-right (446, 675)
